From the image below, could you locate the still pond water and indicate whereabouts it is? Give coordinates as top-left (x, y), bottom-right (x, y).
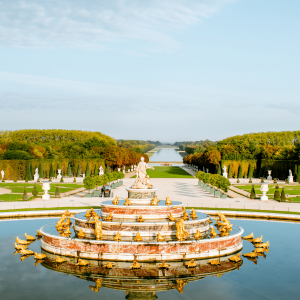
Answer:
top-left (0, 218), bottom-right (299, 300)
top-left (149, 148), bottom-right (183, 164)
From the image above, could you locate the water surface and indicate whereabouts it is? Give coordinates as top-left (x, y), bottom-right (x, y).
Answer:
top-left (149, 148), bottom-right (183, 164)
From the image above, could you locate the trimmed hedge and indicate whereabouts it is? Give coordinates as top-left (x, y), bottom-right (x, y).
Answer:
top-left (196, 171), bottom-right (230, 192)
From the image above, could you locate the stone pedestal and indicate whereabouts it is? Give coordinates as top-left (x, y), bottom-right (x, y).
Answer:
top-left (223, 172), bottom-right (228, 178)
top-left (126, 188), bottom-right (158, 205)
top-left (34, 174), bottom-right (39, 181)
top-left (42, 181), bottom-right (51, 200)
top-left (288, 176), bottom-right (294, 183)
top-left (57, 169), bottom-right (62, 180)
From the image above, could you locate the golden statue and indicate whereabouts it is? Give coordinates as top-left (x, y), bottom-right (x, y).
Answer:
top-left (130, 261), bottom-right (141, 270)
top-left (174, 279), bottom-right (186, 294)
top-left (158, 261), bottom-right (170, 270)
top-left (157, 233), bottom-right (165, 242)
top-left (165, 196), bottom-right (172, 205)
top-left (243, 252), bottom-right (259, 258)
top-left (124, 198), bottom-right (131, 206)
top-left (208, 258), bottom-right (221, 266)
top-left (113, 232), bottom-right (121, 241)
top-left (182, 211), bottom-right (189, 221)
top-left (94, 220), bottom-right (103, 240)
top-left (34, 252), bottom-right (46, 260)
top-left (15, 237), bottom-right (30, 245)
top-left (190, 209), bottom-right (197, 220)
top-left (77, 229), bottom-right (85, 239)
top-left (34, 259), bottom-right (44, 267)
top-left (64, 227), bottom-right (71, 235)
top-left (242, 232), bottom-right (254, 240)
top-left (229, 253), bottom-right (242, 262)
top-left (104, 261), bottom-right (114, 269)
top-left (209, 227), bottom-right (218, 238)
top-left (55, 215), bottom-right (67, 230)
top-left (208, 219), bottom-right (212, 224)
top-left (53, 256), bottom-right (67, 263)
top-left (150, 197), bottom-right (158, 206)
top-left (36, 230), bottom-right (42, 237)
top-left (19, 249), bottom-right (35, 256)
top-left (104, 213), bottom-right (113, 222)
top-left (137, 215), bottom-right (145, 222)
top-left (89, 278), bottom-right (103, 292)
top-left (185, 259), bottom-right (197, 268)
top-left (134, 232), bottom-right (143, 242)
top-left (76, 259), bottom-right (89, 266)
top-left (251, 235), bottom-right (263, 243)
top-left (112, 196), bottom-right (119, 205)
top-left (176, 219), bottom-right (189, 241)
top-left (194, 230), bottom-right (201, 240)
top-left (14, 243), bottom-right (27, 250)
top-left (168, 214), bottom-right (176, 222)
top-left (84, 210), bottom-right (91, 220)
top-left (255, 241), bottom-right (270, 248)
top-left (254, 247), bottom-right (269, 254)
top-left (24, 233), bottom-right (36, 241)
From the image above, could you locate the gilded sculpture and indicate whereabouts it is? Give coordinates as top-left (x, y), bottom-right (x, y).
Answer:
top-left (137, 215), bottom-right (145, 222)
top-left (94, 220), bottom-right (103, 240)
top-left (53, 256), bottom-right (67, 263)
top-left (105, 213), bottom-right (113, 222)
top-left (84, 210), bottom-right (91, 220)
top-left (77, 229), bottom-right (85, 239)
top-left (19, 249), bottom-right (35, 256)
top-left (112, 196), bottom-right (119, 205)
top-left (15, 237), bottom-right (30, 245)
top-left (190, 209), bottom-right (197, 220)
top-left (185, 259), bottom-right (197, 268)
top-left (194, 230), bottom-right (201, 240)
top-left (34, 252), bottom-right (47, 260)
top-left (168, 213), bottom-right (176, 222)
top-left (158, 261), bottom-right (170, 270)
top-left (36, 230), bottom-right (42, 237)
top-left (25, 233), bottom-right (36, 241)
top-left (209, 227), bottom-right (218, 238)
top-left (150, 197), bottom-right (158, 206)
top-left (104, 261), bottom-right (114, 269)
top-left (134, 232), bottom-right (143, 242)
top-left (229, 253), bottom-right (242, 262)
top-left (76, 259), bottom-right (89, 266)
top-left (251, 235), bottom-right (263, 243)
top-left (14, 243), bottom-right (27, 250)
top-left (124, 198), bottom-right (131, 206)
top-left (243, 252), bottom-right (259, 258)
top-left (176, 218), bottom-right (189, 241)
top-left (208, 258), bottom-right (221, 266)
top-left (242, 232), bottom-right (254, 240)
top-left (113, 232), bottom-right (121, 241)
top-left (165, 196), bottom-right (172, 205)
top-left (130, 261), bottom-right (141, 269)
top-left (156, 233), bottom-right (165, 242)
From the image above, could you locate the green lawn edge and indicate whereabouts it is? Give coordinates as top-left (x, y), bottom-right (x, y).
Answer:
top-left (1, 206), bottom-right (299, 216)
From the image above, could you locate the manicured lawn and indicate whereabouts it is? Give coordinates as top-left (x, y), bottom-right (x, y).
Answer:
top-left (131, 166), bottom-right (194, 178)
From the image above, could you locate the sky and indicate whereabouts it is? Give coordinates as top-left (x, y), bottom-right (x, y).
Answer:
top-left (0, 0), bottom-right (299, 143)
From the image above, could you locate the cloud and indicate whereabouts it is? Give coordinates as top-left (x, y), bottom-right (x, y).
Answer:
top-left (0, 0), bottom-right (236, 51)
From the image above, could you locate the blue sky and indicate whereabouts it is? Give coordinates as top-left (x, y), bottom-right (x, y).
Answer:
top-left (0, 0), bottom-right (299, 142)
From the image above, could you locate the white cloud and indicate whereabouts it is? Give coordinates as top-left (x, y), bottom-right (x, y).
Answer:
top-left (0, 0), bottom-right (236, 51)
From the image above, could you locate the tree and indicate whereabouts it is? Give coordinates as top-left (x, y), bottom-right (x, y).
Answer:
top-left (217, 164), bottom-right (221, 175)
top-left (85, 163), bottom-right (91, 177)
top-left (38, 163), bottom-right (44, 178)
top-left (238, 165), bottom-right (243, 178)
top-left (3, 150), bottom-right (32, 160)
top-left (32, 184), bottom-right (38, 197)
top-left (274, 185), bottom-right (280, 200)
top-left (228, 165), bottom-right (232, 178)
top-left (55, 185), bottom-right (60, 198)
top-left (105, 165), bottom-right (110, 174)
top-left (250, 185), bottom-right (256, 199)
top-left (248, 164), bottom-right (253, 178)
top-left (297, 165), bottom-right (300, 183)
top-left (49, 163), bottom-right (55, 178)
top-left (94, 165), bottom-right (98, 176)
top-left (94, 175), bottom-right (103, 190)
top-left (30, 163), bottom-right (33, 180)
top-left (67, 164), bottom-right (72, 177)
top-left (22, 187), bottom-right (28, 201)
top-left (25, 166), bottom-right (32, 181)
top-left (76, 164), bottom-right (81, 177)
top-left (280, 188), bottom-right (286, 202)
top-left (83, 176), bottom-right (95, 193)
top-left (294, 165), bottom-right (298, 182)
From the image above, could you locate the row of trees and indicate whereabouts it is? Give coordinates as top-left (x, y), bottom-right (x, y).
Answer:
top-left (117, 139), bottom-right (156, 154)
top-left (195, 171), bottom-right (231, 192)
top-left (83, 172), bottom-right (125, 191)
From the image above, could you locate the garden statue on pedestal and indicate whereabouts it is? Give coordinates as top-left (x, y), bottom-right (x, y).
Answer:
top-left (1, 170), bottom-right (4, 181)
top-left (34, 168), bottom-right (39, 181)
top-left (267, 170), bottom-right (272, 180)
top-left (288, 170), bottom-right (294, 183)
top-left (99, 166), bottom-right (104, 176)
top-left (131, 157), bottom-right (154, 189)
top-left (222, 166), bottom-right (228, 178)
top-left (57, 169), bottom-right (62, 180)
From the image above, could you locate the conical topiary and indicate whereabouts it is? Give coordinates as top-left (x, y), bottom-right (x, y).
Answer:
top-left (228, 165), bottom-right (232, 178)
top-left (22, 187), bottom-right (28, 201)
top-left (280, 188), bottom-right (286, 202)
top-left (94, 165), bottom-right (98, 176)
top-left (55, 185), bottom-right (60, 198)
top-left (49, 163), bottom-right (55, 178)
top-left (32, 184), bottom-right (38, 197)
top-left (250, 185), bottom-right (256, 199)
top-left (38, 163), bottom-right (44, 178)
top-left (274, 185), bottom-right (280, 200)
top-left (238, 165), bottom-right (243, 178)
top-left (76, 165), bottom-right (81, 177)
top-left (60, 176), bottom-right (64, 183)
top-left (25, 166), bottom-right (31, 182)
top-left (67, 164), bottom-right (72, 177)
top-left (30, 163), bottom-right (34, 181)
top-left (105, 165), bottom-right (110, 174)
top-left (217, 164), bottom-right (221, 175)
top-left (248, 164), bottom-right (253, 179)
top-left (294, 165), bottom-right (298, 182)
top-left (297, 165), bottom-right (300, 183)
top-left (85, 163), bottom-right (91, 177)
top-left (56, 163), bottom-right (61, 175)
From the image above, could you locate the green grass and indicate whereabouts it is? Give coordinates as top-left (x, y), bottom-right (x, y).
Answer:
top-left (0, 206), bottom-right (102, 213)
top-left (131, 166), bottom-right (194, 178)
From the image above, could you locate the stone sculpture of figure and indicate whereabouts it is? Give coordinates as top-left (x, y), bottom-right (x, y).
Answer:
top-left (99, 166), bottom-right (104, 176)
top-left (34, 168), bottom-right (39, 181)
top-left (1, 170), bottom-right (4, 180)
top-left (223, 166), bottom-right (227, 173)
top-left (131, 157), bottom-right (154, 189)
top-left (94, 220), bottom-right (103, 240)
top-left (289, 170), bottom-right (292, 176)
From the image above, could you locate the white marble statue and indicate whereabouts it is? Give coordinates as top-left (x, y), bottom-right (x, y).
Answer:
top-left (1, 170), bottom-right (4, 181)
top-left (57, 169), bottom-right (62, 180)
top-left (267, 170), bottom-right (272, 180)
top-left (222, 165), bottom-right (228, 178)
top-left (99, 166), bottom-right (104, 176)
top-left (288, 169), bottom-right (294, 183)
top-left (34, 168), bottom-right (39, 181)
top-left (131, 157), bottom-right (154, 189)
